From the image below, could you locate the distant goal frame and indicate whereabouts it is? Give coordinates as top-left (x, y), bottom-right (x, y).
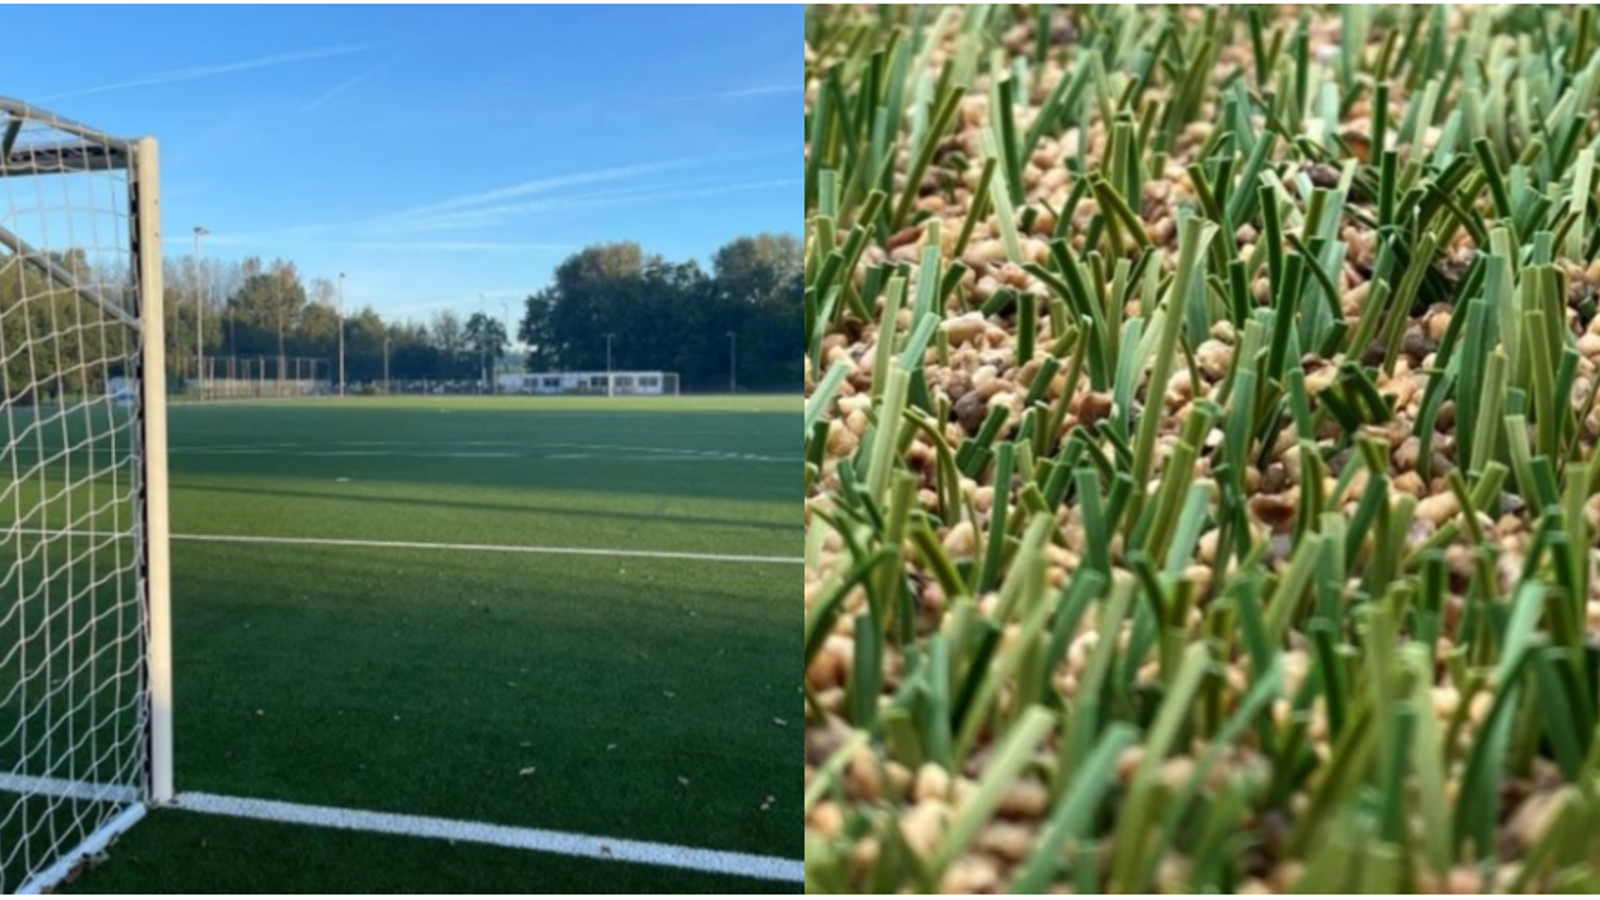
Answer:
top-left (0, 97), bottom-right (171, 894)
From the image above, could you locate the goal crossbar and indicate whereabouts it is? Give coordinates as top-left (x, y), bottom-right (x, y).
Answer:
top-left (0, 98), bottom-right (131, 161)
top-left (0, 141), bottom-right (130, 176)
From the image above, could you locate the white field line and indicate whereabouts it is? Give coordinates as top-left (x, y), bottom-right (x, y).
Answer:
top-left (0, 775), bottom-right (801, 884)
top-left (36, 439), bottom-right (799, 464)
top-left (178, 792), bottom-right (803, 883)
top-left (11, 528), bottom-right (800, 566)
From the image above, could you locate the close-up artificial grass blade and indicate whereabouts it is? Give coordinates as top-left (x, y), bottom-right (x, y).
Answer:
top-left (806, 6), bottom-right (1600, 895)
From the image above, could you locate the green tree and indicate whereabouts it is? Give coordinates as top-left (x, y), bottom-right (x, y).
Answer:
top-left (430, 310), bottom-right (471, 379)
top-left (385, 321), bottom-right (436, 383)
top-left (0, 250), bottom-right (121, 401)
top-left (713, 234), bottom-right (801, 392)
top-left (519, 242), bottom-right (653, 372)
top-left (465, 312), bottom-right (508, 386)
top-left (713, 233), bottom-right (802, 306)
top-left (225, 259), bottom-right (307, 361)
top-left (347, 307), bottom-right (388, 384)
top-left (297, 301), bottom-right (341, 361)
top-left (517, 236), bottom-right (800, 392)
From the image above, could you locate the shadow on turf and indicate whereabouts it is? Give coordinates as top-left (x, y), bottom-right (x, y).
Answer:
top-left (169, 410), bottom-right (794, 507)
top-left (181, 481), bottom-right (793, 536)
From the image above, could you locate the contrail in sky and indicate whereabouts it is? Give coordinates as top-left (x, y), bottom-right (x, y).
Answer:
top-left (665, 84), bottom-right (798, 102)
top-left (40, 45), bottom-right (377, 102)
top-left (302, 47), bottom-right (415, 113)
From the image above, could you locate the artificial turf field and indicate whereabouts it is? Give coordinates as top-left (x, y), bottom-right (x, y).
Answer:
top-left (4, 394), bottom-right (798, 893)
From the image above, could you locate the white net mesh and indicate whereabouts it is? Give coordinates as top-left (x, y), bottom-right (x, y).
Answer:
top-left (0, 103), bottom-right (152, 894)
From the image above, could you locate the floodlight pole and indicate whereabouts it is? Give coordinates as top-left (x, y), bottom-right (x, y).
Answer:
top-left (193, 226), bottom-right (209, 400)
top-left (276, 273), bottom-right (286, 397)
top-left (604, 332), bottom-right (615, 398)
top-left (337, 272), bottom-right (347, 397)
top-left (138, 138), bottom-right (175, 806)
top-left (479, 293), bottom-right (489, 395)
top-left (727, 331), bottom-right (738, 394)
top-left (384, 333), bottom-right (391, 395)
top-left (502, 299), bottom-right (512, 395)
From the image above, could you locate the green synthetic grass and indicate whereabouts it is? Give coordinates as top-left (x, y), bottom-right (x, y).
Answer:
top-left (167, 398), bottom-right (795, 558)
top-left (806, 4), bottom-right (1600, 893)
top-left (0, 394), bottom-right (796, 893)
top-left (163, 543), bottom-right (795, 852)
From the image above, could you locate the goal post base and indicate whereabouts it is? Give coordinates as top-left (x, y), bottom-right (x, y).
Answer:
top-left (14, 803), bottom-right (147, 895)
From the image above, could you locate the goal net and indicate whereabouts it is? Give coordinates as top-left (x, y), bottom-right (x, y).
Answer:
top-left (0, 99), bottom-right (169, 894)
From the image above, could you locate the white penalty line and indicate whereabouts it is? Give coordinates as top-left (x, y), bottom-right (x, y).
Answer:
top-left (0, 775), bottom-right (801, 883)
top-left (178, 793), bottom-right (803, 884)
top-left (10, 528), bottom-right (800, 566)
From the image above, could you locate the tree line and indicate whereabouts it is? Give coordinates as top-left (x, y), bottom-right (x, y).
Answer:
top-left (160, 257), bottom-right (502, 387)
top-left (1, 231), bottom-right (798, 399)
top-left (519, 233), bottom-right (802, 392)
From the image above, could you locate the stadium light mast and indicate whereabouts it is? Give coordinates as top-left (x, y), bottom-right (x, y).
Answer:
top-left (604, 332), bottom-right (615, 398)
top-left (337, 272), bottom-right (347, 397)
top-left (384, 332), bottom-right (391, 396)
top-left (479, 293), bottom-right (489, 395)
top-left (502, 298), bottom-right (513, 388)
top-left (727, 331), bottom-right (738, 394)
top-left (274, 270), bottom-right (286, 391)
top-left (193, 226), bottom-right (209, 400)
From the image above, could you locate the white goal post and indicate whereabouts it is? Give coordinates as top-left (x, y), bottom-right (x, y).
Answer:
top-left (0, 99), bottom-right (170, 894)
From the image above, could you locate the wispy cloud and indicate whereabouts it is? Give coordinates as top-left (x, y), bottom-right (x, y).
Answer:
top-left (664, 84), bottom-right (799, 102)
top-left (318, 240), bottom-right (576, 254)
top-left (387, 178), bottom-right (801, 234)
top-left (378, 174), bottom-right (732, 232)
top-left (40, 45), bottom-right (377, 102)
top-left (384, 159), bottom-right (703, 221)
top-left (204, 234), bottom-right (574, 253)
top-left (205, 157), bottom-right (794, 246)
top-left (211, 160), bottom-right (713, 244)
top-left (302, 47), bottom-right (415, 113)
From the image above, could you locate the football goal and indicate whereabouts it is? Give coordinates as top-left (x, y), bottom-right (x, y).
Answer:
top-left (0, 99), bottom-right (170, 894)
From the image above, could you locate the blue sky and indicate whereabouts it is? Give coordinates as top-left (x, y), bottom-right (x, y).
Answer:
top-left (5, 5), bottom-right (798, 323)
